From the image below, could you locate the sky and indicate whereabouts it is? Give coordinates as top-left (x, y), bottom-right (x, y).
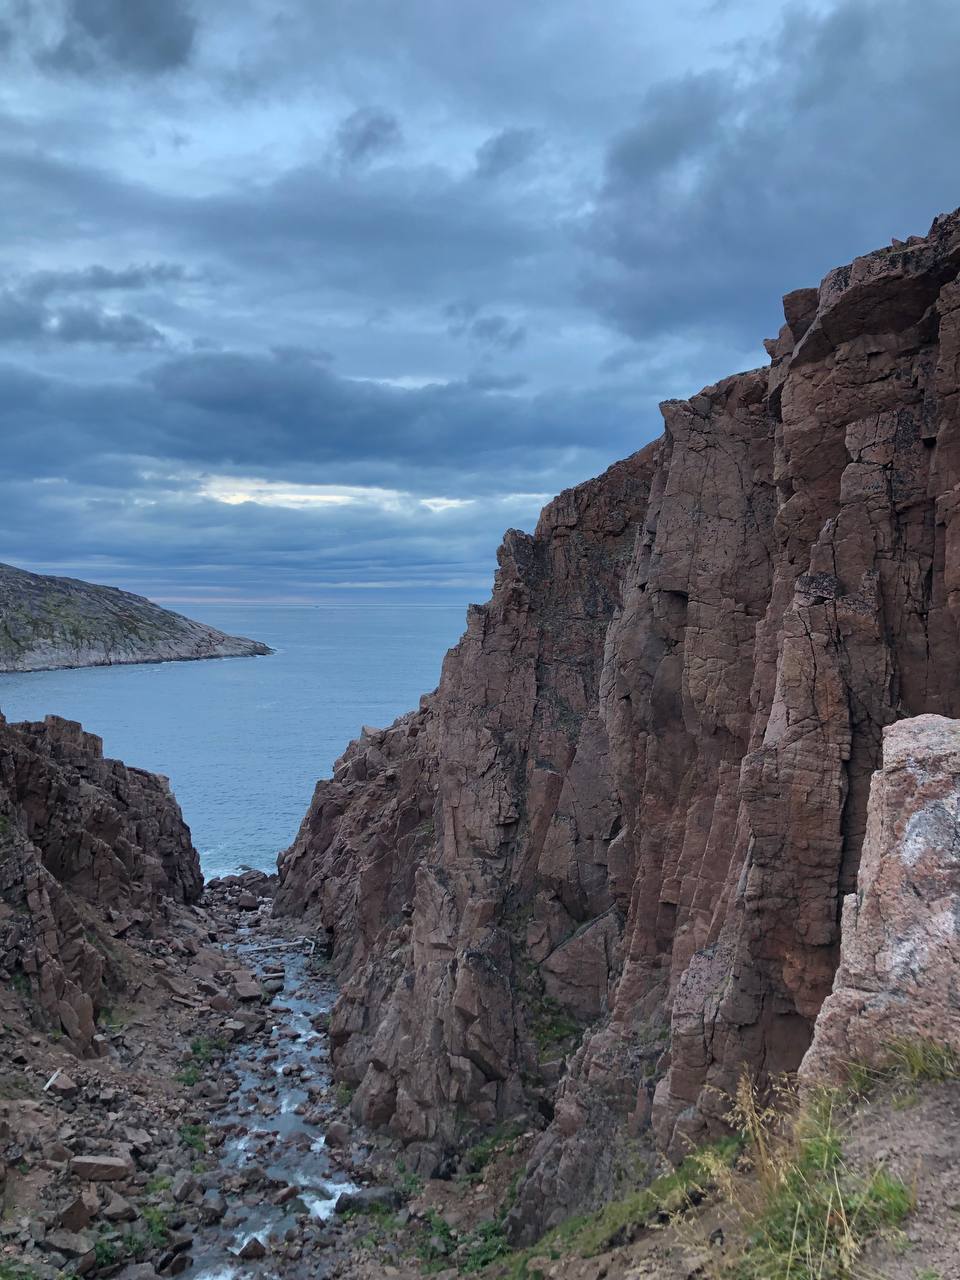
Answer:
top-left (2, 0), bottom-right (960, 603)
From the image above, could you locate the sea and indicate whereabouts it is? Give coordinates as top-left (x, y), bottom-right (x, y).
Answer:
top-left (0, 601), bottom-right (472, 879)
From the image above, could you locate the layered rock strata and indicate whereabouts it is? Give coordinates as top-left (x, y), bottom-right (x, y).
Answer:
top-left (276, 208), bottom-right (960, 1237)
top-left (0, 713), bottom-right (202, 1055)
top-left (801, 715), bottom-right (960, 1084)
top-left (0, 561), bottom-right (271, 671)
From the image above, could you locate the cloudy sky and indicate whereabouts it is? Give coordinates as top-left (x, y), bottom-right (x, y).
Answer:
top-left (2, 0), bottom-right (959, 602)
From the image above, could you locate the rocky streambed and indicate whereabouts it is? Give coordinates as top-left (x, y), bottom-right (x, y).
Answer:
top-left (0, 872), bottom-right (429, 1280)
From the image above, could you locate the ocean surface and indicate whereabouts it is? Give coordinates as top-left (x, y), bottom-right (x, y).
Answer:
top-left (0, 601), bottom-right (471, 878)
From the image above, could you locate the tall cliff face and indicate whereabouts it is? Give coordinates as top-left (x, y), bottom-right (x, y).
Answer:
top-left (276, 208), bottom-right (960, 1236)
top-left (0, 714), bottom-right (202, 1055)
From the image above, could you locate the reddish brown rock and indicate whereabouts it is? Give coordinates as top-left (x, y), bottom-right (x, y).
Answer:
top-left (0, 713), bottom-right (203, 1054)
top-left (69, 1154), bottom-right (133, 1181)
top-left (800, 715), bottom-right (960, 1086)
top-left (275, 207), bottom-right (960, 1236)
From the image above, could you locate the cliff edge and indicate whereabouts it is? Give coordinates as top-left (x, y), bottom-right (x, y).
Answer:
top-left (275, 206), bottom-right (960, 1241)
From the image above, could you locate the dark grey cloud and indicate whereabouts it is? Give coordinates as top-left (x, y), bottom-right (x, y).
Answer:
top-left (444, 302), bottom-right (526, 351)
top-left (474, 127), bottom-right (541, 179)
top-left (1, 0), bottom-right (959, 598)
top-left (0, 348), bottom-right (645, 498)
top-left (333, 107), bottom-right (403, 168)
top-left (0, 288), bottom-right (166, 348)
top-left (22, 262), bottom-right (191, 297)
top-left (584, 0), bottom-right (960, 346)
top-left (39, 0), bottom-right (196, 74)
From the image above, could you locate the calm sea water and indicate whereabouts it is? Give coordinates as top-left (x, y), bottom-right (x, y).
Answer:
top-left (0, 602), bottom-right (470, 878)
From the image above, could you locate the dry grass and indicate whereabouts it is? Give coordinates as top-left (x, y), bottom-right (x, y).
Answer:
top-left (693, 1077), bottom-right (914, 1280)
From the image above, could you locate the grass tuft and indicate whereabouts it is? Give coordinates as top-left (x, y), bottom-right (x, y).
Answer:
top-left (710, 1076), bottom-right (915, 1280)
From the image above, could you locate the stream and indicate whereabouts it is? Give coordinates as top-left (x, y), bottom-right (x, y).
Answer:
top-left (190, 930), bottom-right (361, 1279)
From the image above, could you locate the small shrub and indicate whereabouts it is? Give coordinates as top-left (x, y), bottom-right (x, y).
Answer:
top-left (528, 997), bottom-right (582, 1053)
top-left (395, 1161), bottom-right (424, 1198)
top-left (461, 1218), bottom-right (511, 1273)
top-left (142, 1205), bottom-right (170, 1245)
top-left (94, 1238), bottom-right (120, 1267)
top-left (178, 1123), bottom-right (206, 1153)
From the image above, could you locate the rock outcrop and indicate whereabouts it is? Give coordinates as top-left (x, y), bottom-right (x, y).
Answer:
top-left (801, 715), bottom-right (960, 1085)
top-left (0, 713), bottom-right (202, 1054)
top-left (276, 207), bottom-right (960, 1239)
top-left (0, 562), bottom-right (271, 671)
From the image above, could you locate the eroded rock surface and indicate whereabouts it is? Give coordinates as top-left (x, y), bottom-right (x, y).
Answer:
top-left (801, 715), bottom-right (960, 1085)
top-left (276, 207), bottom-right (960, 1239)
top-left (0, 713), bottom-right (202, 1054)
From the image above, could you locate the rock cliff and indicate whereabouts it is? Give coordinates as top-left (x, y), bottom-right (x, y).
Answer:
top-left (0, 713), bottom-right (202, 1055)
top-left (276, 207), bottom-right (960, 1239)
top-left (0, 562), bottom-right (271, 671)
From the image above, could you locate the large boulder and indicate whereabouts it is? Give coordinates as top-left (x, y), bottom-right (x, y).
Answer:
top-left (801, 715), bottom-right (960, 1084)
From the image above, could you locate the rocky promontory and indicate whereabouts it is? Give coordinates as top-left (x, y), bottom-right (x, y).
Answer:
top-left (0, 562), bottom-right (271, 672)
top-left (275, 206), bottom-right (960, 1241)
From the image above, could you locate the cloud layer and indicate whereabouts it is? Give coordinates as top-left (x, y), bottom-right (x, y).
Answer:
top-left (2, 0), bottom-right (959, 600)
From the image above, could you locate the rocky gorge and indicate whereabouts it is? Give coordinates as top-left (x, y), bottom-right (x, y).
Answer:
top-left (274, 206), bottom-right (960, 1243)
top-left (5, 206), bottom-right (960, 1280)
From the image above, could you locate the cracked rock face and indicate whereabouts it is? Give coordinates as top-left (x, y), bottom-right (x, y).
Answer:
top-left (0, 713), bottom-right (202, 1054)
top-left (800, 715), bottom-right (960, 1085)
top-left (276, 207), bottom-right (960, 1238)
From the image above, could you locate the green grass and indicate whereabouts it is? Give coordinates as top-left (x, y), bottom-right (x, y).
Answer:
top-left (94, 1238), bottom-right (121, 1267)
top-left (526, 996), bottom-right (582, 1054)
top-left (460, 1219), bottom-right (512, 1273)
top-left (846, 1038), bottom-right (960, 1108)
top-left (460, 1125), bottom-right (523, 1182)
top-left (10, 971), bottom-right (30, 999)
top-left (724, 1080), bottom-right (914, 1280)
top-left (146, 1174), bottom-right (172, 1194)
top-left (142, 1206), bottom-right (170, 1245)
top-left (395, 1161), bottom-right (424, 1198)
top-left (188, 1035), bottom-right (226, 1063)
top-left (334, 1080), bottom-right (355, 1107)
top-left (0, 1265), bottom-right (42, 1280)
top-left (178, 1122), bottom-right (207, 1153)
top-left (176, 1064), bottom-right (201, 1086)
top-left (416, 1209), bottom-right (456, 1266)
top-left (485, 1138), bottom-right (740, 1278)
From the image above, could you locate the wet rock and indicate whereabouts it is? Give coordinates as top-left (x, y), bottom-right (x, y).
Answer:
top-left (170, 1171), bottom-right (198, 1204)
top-left (334, 1186), bottom-right (401, 1214)
top-left (199, 1188), bottom-right (227, 1223)
top-left (325, 1121), bottom-right (350, 1148)
top-left (237, 1235), bottom-right (267, 1259)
